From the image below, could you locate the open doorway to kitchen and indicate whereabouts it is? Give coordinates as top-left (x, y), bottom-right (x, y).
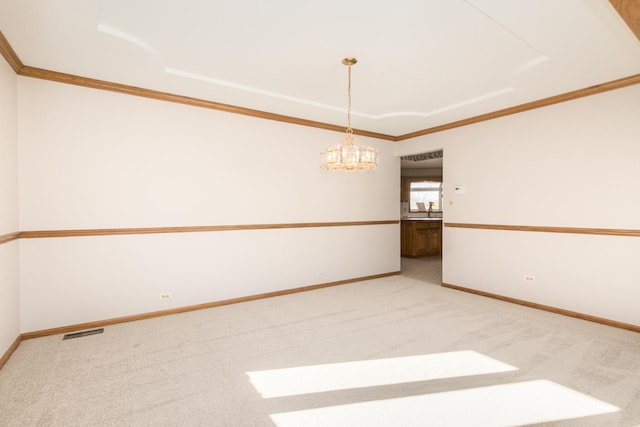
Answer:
top-left (400, 150), bottom-right (443, 285)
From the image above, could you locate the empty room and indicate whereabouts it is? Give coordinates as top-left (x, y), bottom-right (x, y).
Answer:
top-left (1, 1), bottom-right (640, 425)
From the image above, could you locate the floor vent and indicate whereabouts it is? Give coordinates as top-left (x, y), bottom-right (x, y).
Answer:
top-left (63, 328), bottom-right (104, 340)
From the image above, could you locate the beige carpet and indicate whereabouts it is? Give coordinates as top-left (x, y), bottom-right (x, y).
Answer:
top-left (1, 258), bottom-right (639, 426)
top-left (400, 255), bottom-right (442, 284)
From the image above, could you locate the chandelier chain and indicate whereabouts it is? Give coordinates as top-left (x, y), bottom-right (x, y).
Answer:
top-left (346, 64), bottom-right (353, 136)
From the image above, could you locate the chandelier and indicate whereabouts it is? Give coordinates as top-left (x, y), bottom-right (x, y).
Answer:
top-left (320, 57), bottom-right (378, 171)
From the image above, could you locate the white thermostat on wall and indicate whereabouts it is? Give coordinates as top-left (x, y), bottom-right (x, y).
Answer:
top-left (453, 185), bottom-right (467, 195)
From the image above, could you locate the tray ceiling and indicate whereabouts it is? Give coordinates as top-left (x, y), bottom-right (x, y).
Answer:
top-left (1, 0), bottom-right (639, 137)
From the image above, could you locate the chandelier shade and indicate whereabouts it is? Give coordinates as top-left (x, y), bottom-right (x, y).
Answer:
top-left (320, 131), bottom-right (378, 171)
top-left (320, 57), bottom-right (378, 171)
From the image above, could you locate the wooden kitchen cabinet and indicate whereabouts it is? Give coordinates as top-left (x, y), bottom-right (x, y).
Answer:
top-left (401, 219), bottom-right (442, 257)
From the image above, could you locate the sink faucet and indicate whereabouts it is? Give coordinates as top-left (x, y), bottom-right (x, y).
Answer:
top-left (428, 201), bottom-right (434, 218)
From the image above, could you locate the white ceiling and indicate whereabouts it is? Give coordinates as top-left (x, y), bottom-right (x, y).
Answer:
top-left (1, 0), bottom-right (639, 138)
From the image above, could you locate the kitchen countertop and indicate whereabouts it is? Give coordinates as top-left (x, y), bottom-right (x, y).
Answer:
top-left (402, 217), bottom-right (443, 221)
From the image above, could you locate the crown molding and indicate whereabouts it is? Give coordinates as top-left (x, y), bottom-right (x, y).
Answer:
top-left (18, 66), bottom-right (397, 141)
top-left (610, 0), bottom-right (640, 42)
top-left (1, 0), bottom-right (640, 141)
top-left (396, 73), bottom-right (640, 140)
top-left (0, 30), bottom-right (23, 73)
top-left (18, 65), bottom-right (640, 143)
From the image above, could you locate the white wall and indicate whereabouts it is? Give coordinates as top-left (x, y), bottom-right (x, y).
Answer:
top-left (0, 58), bottom-right (20, 354)
top-left (17, 78), bottom-right (400, 332)
top-left (397, 85), bottom-right (640, 326)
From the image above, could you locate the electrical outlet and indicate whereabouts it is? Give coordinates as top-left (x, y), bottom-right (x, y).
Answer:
top-left (524, 275), bottom-right (535, 282)
top-left (160, 292), bottom-right (172, 300)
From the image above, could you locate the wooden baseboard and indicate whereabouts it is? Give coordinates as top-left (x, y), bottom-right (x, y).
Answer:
top-left (0, 335), bottom-right (22, 370)
top-left (21, 271), bottom-right (401, 340)
top-left (442, 282), bottom-right (640, 333)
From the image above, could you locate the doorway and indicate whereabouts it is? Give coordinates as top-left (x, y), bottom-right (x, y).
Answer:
top-left (400, 150), bottom-right (443, 285)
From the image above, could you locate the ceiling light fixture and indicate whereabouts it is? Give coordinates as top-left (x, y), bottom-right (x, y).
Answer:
top-left (320, 57), bottom-right (378, 171)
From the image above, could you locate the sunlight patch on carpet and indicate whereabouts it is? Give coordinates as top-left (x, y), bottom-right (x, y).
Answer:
top-left (270, 380), bottom-right (619, 427)
top-left (247, 350), bottom-right (516, 398)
